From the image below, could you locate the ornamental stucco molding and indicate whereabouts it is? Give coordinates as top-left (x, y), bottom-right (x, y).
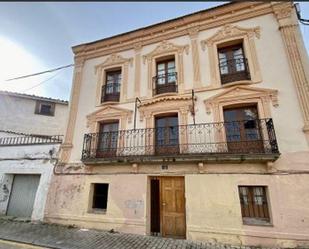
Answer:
top-left (59, 61), bottom-right (84, 164)
top-left (138, 95), bottom-right (193, 123)
top-left (272, 2), bottom-right (309, 134)
top-left (272, 2), bottom-right (293, 21)
top-left (86, 105), bottom-right (133, 132)
top-left (72, 2), bottom-right (274, 61)
top-left (187, 24), bottom-right (200, 40)
top-left (200, 24), bottom-right (260, 50)
top-left (95, 53), bottom-right (133, 72)
top-left (139, 95), bottom-right (193, 108)
top-left (134, 42), bottom-right (143, 98)
top-left (187, 24), bottom-right (202, 89)
top-left (204, 85), bottom-right (278, 115)
top-left (142, 40), bottom-right (189, 64)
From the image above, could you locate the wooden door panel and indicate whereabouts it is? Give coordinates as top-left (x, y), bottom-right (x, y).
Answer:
top-left (161, 177), bottom-right (186, 238)
top-left (175, 189), bottom-right (185, 212)
top-left (163, 216), bottom-right (175, 236)
top-left (175, 216), bottom-right (186, 236)
top-left (164, 189), bottom-right (174, 212)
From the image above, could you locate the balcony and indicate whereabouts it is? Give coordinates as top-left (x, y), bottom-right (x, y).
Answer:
top-left (82, 119), bottom-right (280, 164)
top-left (219, 57), bottom-right (251, 84)
top-left (153, 72), bottom-right (178, 95)
top-left (0, 135), bottom-right (63, 146)
top-left (101, 83), bottom-right (120, 102)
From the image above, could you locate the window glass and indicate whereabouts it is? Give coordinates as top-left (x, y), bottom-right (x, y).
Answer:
top-left (35, 101), bottom-right (55, 116)
top-left (99, 122), bottom-right (119, 151)
top-left (167, 62), bottom-right (176, 83)
top-left (167, 61), bottom-right (175, 69)
top-left (156, 59), bottom-right (176, 85)
top-left (105, 71), bottom-right (121, 93)
top-left (40, 104), bottom-right (52, 115)
top-left (155, 115), bottom-right (179, 146)
top-left (157, 63), bottom-right (165, 85)
top-left (233, 48), bottom-right (245, 71)
top-left (219, 52), bottom-right (228, 74)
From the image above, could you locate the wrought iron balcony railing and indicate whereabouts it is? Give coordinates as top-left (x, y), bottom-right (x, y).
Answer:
top-left (82, 119), bottom-right (279, 162)
top-left (219, 57), bottom-right (251, 84)
top-left (0, 135), bottom-right (63, 146)
top-left (153, 72), bottom-right (178, 95)
top-left (101, 83), bottom-right (121, 102)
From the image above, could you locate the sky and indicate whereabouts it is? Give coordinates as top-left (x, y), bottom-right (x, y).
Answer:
top-left (0, 2), bottom-right (308, 101)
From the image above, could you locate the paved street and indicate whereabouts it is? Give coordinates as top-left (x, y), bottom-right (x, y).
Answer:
top-left (0, 219), bottom-right (291, 249)
top-left (0, 239), bottom-right (47, 249)
top-left (0, 219), bottom-right (221, 249)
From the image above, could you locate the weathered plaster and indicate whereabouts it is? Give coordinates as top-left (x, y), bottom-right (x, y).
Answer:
top-left (0, 143), bottom-right (60, 220)
top-left (50, 2), bottom-right (309, 247)
top-left (0, 94), bottom-right (68, 136)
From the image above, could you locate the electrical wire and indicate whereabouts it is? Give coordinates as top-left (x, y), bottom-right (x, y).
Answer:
top-left (21, 70), bottom-right (63, 93)
top-left (5, 63), bottom-right (74, 81)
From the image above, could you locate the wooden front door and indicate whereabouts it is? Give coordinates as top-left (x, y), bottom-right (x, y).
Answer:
top-left (161, 177), bottom-right (186, 239)
top-left (223, 105), bottom-right (264, 153)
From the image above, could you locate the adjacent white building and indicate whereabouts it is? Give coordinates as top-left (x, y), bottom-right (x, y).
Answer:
top-left (0, 90), bottom-right (68, 136)
top-left (0, 91), bottom-right (69, 220)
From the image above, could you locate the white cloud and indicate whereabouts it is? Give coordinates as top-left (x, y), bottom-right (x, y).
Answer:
top-left (0, 36), bottom-right (49, 96)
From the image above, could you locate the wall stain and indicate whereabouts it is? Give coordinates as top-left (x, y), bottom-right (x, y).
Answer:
top-left (0, 184), bottom-right (10, 202)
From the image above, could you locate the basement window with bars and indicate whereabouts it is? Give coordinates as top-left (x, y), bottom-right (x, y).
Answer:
top-left (91, 183), bottom-right (109, 213)
top-left (238, 186), bottom-right (271, 226)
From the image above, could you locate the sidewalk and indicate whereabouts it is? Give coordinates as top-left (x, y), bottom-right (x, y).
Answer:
top-left (0, 219), bottom-right (278, 249)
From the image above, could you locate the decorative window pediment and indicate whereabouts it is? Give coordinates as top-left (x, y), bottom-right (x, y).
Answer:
top-left (204, 85), bottom-right (278, 115)
top-left (142, 40), bottom-right (189, 63)
top-left (86, 105), bottom-right (133, 132)
top-left (138, 95), bottom-right (193, 124)
top-left (95, 53), bottom-right (133, 72)
top-left (201, 24), bottom-right (260, 49)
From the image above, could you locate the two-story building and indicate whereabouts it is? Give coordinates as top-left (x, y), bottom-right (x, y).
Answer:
top-left (0, 90), bottom-right (68, 136)
top-left (0, 91), bottom-right (68, 220)
top-left (45, 2), bottom-right (309, 247)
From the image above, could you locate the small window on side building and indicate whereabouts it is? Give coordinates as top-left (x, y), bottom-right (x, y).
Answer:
top-left (92, 183), bottom-right (109, 211)
top-left (238, 186), bottom-right (271, 225)
top-left (35, 101), bottom-right (55, 116)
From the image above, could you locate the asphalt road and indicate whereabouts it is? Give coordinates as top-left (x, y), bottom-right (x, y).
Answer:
top-left (0, 240), bottom-right (47, 249)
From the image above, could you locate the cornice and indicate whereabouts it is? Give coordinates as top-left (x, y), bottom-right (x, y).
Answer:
top-left (73, 2), bottom-right (277, 61)
top-left (139, 94), bottom-right (193, 108)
